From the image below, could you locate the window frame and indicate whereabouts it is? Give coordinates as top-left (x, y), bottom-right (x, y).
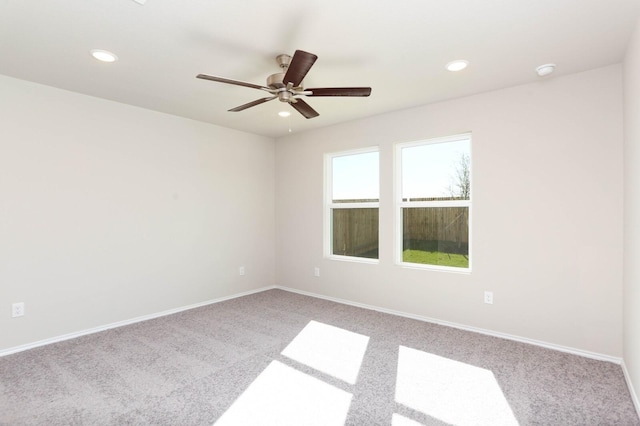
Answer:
top-left (395, 133), bottom-right (472, 272)
top-left (324, 146), bottom-right (380, 263)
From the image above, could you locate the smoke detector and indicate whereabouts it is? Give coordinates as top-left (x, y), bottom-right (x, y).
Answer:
top-left (535, 63), bottom-right (556, 77)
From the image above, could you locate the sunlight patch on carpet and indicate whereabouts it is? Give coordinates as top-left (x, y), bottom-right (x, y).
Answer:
top-left (214, 360), bottom-right (352, 426)
top-left (281, 320), bottom-right (370, 384)
top-left (392, 413), bottom-right (427, 425)
top-left (395, 346), bottom-right (519, 426)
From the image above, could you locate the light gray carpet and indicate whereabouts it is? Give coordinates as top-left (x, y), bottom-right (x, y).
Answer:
top-left (0, 288), bottom-right (638, 425)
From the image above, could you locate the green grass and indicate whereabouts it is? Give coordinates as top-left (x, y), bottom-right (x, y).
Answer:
top-left (402, 239), bottom-right (469, 268)
top-left (403, 250), bottom-right (468, 268)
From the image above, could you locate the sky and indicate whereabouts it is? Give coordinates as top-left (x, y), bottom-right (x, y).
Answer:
top-left (331, 139), bottom-right (470, 201)
top-left (332, 151), bottom-right (379, 201)
top-left (401, 139), bottom-right (470, 199)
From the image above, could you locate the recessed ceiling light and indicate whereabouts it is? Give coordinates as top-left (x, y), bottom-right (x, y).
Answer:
top-left (278, 111), bottom-right (291, 117)
top-left (90, 49), bottom-right (118, 63)
top-left (535, 63), bottom-right (556, 77)
top-left (446, 60), bottom-right (469, 72)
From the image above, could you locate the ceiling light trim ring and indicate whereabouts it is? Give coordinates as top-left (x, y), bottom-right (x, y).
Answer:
top-left (446, 60), bottom-right (469, 72)
top-left (90, 49), bottom-right (118, 63)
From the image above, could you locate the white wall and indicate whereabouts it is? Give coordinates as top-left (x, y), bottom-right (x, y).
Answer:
top-left (276, 65), bottom-right (624, 357)
top-left (0, 75), bottom-right (276, 351)
top-left (624, 16), bottom-right (640, 412)
top-left (0, 61), bottom-right (628, 362)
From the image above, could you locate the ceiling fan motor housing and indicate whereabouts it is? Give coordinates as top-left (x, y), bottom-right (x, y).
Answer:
top-left (267, 72), bottom-right (285, 89)
top-left (267, 70), bottom-right (295, 103)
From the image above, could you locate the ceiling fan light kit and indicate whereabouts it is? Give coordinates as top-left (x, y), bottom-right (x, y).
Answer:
top-left (197, 50), bottom-right (372, 119)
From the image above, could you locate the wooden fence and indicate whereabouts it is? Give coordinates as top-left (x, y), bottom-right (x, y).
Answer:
top-left (332, 206), bottom-right (468, 257)
top-left (403, 207), bottom-right (468, 244)
top-left (332, 208), bottom-right (379, 257)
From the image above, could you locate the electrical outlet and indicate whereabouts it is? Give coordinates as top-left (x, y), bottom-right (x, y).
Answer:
top-left (12, 302), bottom-right (25, 318)
top-left (314, 267), bottom-right (320, 277)
top-left (239, 266), bottom-right (245, 276)
top-left (484, 291), bottom-right (493, 305)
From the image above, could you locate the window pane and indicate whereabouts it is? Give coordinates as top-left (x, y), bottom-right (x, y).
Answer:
top-left (402, 140), bottom-right (470, 201)
top-left (332, 151), bottom-right (379, 202)
top-left (332, 208), bottom-right (379, 259)
top-left (402, 207), bottom-right (468, 268)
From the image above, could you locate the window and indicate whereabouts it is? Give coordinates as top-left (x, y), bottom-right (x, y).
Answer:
top-left (325, 148), bottom-right (379, 261)
top-left (396, 134), bottom-right (471, 270)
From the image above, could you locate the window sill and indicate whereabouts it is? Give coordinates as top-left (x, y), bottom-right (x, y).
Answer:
top-left (397, 262), bottom-right (471, 274)
top-left (326, 255), bottom-right (379, 265)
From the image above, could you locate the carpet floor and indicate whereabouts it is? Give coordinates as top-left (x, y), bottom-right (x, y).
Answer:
top-left (0, 288), bottom-right (638, 425)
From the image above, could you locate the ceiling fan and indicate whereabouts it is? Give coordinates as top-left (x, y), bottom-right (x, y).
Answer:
top-left (196, 50), bottom-right (371, 119)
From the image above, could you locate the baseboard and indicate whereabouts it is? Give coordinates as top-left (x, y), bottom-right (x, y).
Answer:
top-left (1, 283), bottom-right (624, 367)
top-left (0, 285), bottom-right (277, 357)
top-left (275, 285), bottom-right (623, 365)
top-left (622, 360), bottom-right (640, 418)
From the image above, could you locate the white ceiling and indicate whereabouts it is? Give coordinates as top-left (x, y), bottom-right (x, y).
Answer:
top-left (2, 0), bottom-right (639, 138)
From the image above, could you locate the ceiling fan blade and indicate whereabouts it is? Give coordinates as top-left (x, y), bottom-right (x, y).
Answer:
top-left (290, 99), bottom-right (319, 119)
top-left (305, 87), bottom-right (372, 97)
top-left (229, 96), bottom-right (276, 112)
top-left (283, 50), bottom-right (318, 87)
top-left (196, 74), bottom-right (272, 92)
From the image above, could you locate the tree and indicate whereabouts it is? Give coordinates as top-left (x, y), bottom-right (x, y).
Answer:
top-left (449, 153), bottom-right (470, 200)
top-left (449, 153), bottom-right (470, 252)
